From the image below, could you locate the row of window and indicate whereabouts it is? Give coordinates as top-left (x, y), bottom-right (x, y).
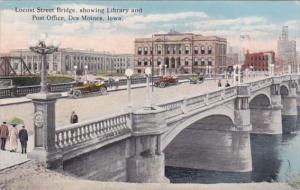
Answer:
top-left (137, 60), bottom-right (213, 67)
top-left (137, 46), bottom-right (213, 55)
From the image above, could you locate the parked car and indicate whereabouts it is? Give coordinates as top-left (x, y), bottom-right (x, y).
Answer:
top-left (154, 76), bottom-right (178, 88)
top-left (69, 80), bottom-right (107, 98)
top-left (189, 76), bottom-right (204, 84)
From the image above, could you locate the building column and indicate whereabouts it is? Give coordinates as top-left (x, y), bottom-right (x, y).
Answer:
top-left (233, 84), bottom-right (252, 172)
top-left (27, 93), bottom-right (62, 168)
top-left (282, 80), bottom-right (298, 133)
top-left (127, 106), bottom-right (169, 183)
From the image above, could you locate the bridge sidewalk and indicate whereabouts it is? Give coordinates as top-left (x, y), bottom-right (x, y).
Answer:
top-left (0, 79), bottom-right (189, 106)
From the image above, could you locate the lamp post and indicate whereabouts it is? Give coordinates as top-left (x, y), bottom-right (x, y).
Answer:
top-left (237, 65), bottom-right (242, 84)
top-left (29, 33), bottom-right (59, 93)
top-left (84, 65), bottom-right (88, 81)
top-left (27, 33), bottom-right (62, 168)
top-left (164, 64), bottom-right (167, 76)
top-left (145, 67), bottom-right (152, 109)
top-left (74, 65), bottom-right (78, 81)
top-left (125, 68), bottom-right (134, 107)
top-left (159, 64), bottom-right (162, 76)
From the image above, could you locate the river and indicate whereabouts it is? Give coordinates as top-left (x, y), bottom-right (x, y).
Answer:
top-left (165, 120), bottom-right (300, 183)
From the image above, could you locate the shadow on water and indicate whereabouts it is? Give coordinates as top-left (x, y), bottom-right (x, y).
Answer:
top-left (165, 119), bottom-right (300, 183)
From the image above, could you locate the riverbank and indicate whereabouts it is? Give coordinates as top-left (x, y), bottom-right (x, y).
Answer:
top-left (0, 161), bottom-right (295, 190)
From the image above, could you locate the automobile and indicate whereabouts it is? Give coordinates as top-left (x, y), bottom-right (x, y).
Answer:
top-left (154, 76), bottom-right (178, 88)
top-left (69, 80), bottom-right (108, 98)
top-left (189, 75), bottom-right (204, 84)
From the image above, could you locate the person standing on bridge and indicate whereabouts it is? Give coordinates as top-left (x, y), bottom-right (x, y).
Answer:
top-left (225, 80), bottom-right (230, 87)
top-left (18, 125), bottom-right (28, 154)
top-left (218, 80), bottom-right (222, 88)
top-left (9, 124), bottom-right (18, 152)
top-left (0, 121), bottom-right (9, 151)
top-left (70, 111), bottom-right (78, 124)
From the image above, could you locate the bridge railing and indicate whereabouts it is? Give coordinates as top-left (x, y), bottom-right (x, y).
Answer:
top-left (158, 86), bottom-right (238, 119)
top-left (0, 82), bottom-right (76, 98)
top-left (55, 112), bottom-right (131, 149)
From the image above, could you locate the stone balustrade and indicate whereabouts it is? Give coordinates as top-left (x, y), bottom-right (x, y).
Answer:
top-left (0, 82), bottom-right (76, 98)
top-left (55, 113), bottom-right (131, 149)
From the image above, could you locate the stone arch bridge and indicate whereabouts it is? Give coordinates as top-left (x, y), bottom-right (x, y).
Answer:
top-left (28, 75), bottom-right (300, 183)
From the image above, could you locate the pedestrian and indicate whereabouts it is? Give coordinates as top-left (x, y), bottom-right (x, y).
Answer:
top-left (225, 80), bottom-right (230, 87)
top-left (218, 80), bottom-right (222, 87)
top-left (18, 125), bottom-right (28, 154)
top-left (9, 124), bottom-right (18, 152)
top-left (108, 78), bottom-right (114, 89)
top-left (0, 121), bottom-right (9, 150)
top-left (70, 111), bottom-right (78, 124)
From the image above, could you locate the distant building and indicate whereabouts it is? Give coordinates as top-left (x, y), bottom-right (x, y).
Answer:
top-left (9, 48), bottom-right (133, 75)
top-left (277, 26), bottom-right (297, 72)
top-left (243, 50), bottom-right (275, 71)
top-left (112, 54), bottom-right (134, 73)
top-left (134, 30), bottom-right (227, 75)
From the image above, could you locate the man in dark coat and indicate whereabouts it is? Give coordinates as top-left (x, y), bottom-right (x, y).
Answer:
top-left (70, 111), bottom-right (78, 124)
top-left (18, 125), bottom-right (28, 154)
top-left (0, 121), bottom-right (9, 150)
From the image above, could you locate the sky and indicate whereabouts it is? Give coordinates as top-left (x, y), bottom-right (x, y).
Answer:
top-left (0, 0), bottom-right (299, 54)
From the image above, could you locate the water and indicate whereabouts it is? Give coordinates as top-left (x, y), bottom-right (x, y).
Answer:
top-left (165, 122), bottom-right (300, 183)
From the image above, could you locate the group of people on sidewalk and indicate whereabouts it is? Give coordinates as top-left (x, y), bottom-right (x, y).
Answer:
top-left (0, 121), bottom-right (28, 154)
top-left (218, 80), bottom-right (231, 88)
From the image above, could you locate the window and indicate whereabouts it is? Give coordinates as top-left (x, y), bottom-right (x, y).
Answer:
top-left (208, 58), bottom-right (212, 66)
top-left (144, 47), bottom-right (148, 55)
top-left (185, 58), bottom-right (189, 66)
top-left (194, 47), bottom-right (198, 54)
top-left (185, 46), bottom-right (189, 54)
top-left (208, 46), bottom-right (212, 54)
top-left (173, 47), bottom-right (176, 54)
top-left (194, 58), bottom-right (198, 66)
top-left (157, 59), bottom-right (161, 66)
top-left (179, 48), bottom-right (182, 54)
top-left (201, 46), bottom-right (205, 54)
top-left (138, 69), bottom-right (142, 73)
top-left (200, 59), bottom-right (205, 66)
top-left (157, 46), bottom-right (162, 55)
top-left (138, 47), bottom-right (142, 55)
top-left (167, 47), bottom-right (171, 54)
top-left (144, 60), bottom-right (148, 66)
top-left (138, 59), bottom-right (142, 66)
top-left (150, 47), bottom-right (153, 55)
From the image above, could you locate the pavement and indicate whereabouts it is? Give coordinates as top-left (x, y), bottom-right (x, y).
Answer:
top-left (0, 76), bottom-right (266, 171)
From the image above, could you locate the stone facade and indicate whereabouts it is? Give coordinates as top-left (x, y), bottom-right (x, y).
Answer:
top-left (134, 31), bottom-right (227, 75)
top-left (112, 54), bottom-right (134, 73)
top-left (277, 26), bottom-right (297, 72)
top-left (9, 48), bottom-right (133, 75)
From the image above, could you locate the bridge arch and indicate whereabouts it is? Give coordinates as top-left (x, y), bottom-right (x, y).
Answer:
top-left (249, 94), bottom-right (271, 108)
top-left (280, 84), bottom-right (289, 96)
top-left (162, 103), bottom-right (235, 150)
top-left (164, 112), bottom-right (251, 172)
top-left (249, 92), bottom-right (271, 109)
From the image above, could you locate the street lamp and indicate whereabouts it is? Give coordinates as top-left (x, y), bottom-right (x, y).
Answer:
top-left (164, 64), bottom-right (168, 76)
top-left (29, 33), bottom-right (59, 93)
top-left (74, 65), bottom-right (78, 81)
top-left (84, 65), bottom-right (88, 81)
top-left (145, 67), bottom-right (152, 109)
top-left (159, 64), bottom-right (162, 76)
top-left (125, 68), bottom-right (134, 107)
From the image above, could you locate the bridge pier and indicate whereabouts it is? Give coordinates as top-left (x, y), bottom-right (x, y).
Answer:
top-left (127, 107), bottom-right (169, 183)
top-left (27, 93), bottom-right (62, 168)
top-left (281, 82), bottom-right (298, 133)
top-left (232, 84), bottom-right (252, 172)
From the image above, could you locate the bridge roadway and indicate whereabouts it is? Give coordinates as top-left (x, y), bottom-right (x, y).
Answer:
top-left (0, 76), bottom-right (266, 135)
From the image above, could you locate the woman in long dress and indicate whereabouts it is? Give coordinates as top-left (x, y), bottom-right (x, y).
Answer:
top-left (9, 124), bottom-right (18, 152)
